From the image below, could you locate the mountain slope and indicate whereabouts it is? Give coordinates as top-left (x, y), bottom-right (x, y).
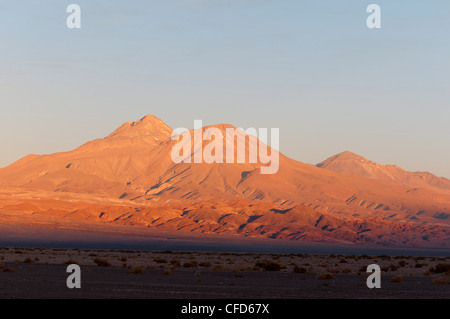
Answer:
top-left (317, 151), bottom-right (450, 193)
top-left (1, 115), bottom-right (450, 247)
top-left (2, 116), bottom-right (450, 224)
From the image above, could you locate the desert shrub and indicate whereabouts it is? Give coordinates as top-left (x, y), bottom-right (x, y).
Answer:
top-left (306, 266), bottom-right (315, 274)
top-left (3, 267), bottom-right (15, 273)
top-left (64, 259), bottom-right (78, 265)
top-left (93, 258), bottom-right (111, 267)
top-left (430, 263), bottom-right (450, 274)
top-left (390, 275), bottom-right (404, 283)
top-left (255, 261), bottom-right (285, 272)
top-left (154, 258), bottom-right (168, 264)
top-left (199, 262), bottom-right (212, 268)
top-left (130, 266), bottom-right (144, 274)
top-left (327, 268), bottom-right (340, 274)
top-left (358, 265), bottom-right (367, 272)
top-left (162, 268), bottom-right (172, 275)
top-left (398, 260), bottom-right (407, 267)
top-left (389, 264), bottom-right (399, 272)
top-left (183, 261), bottom-right (198, 268)
top-left (316, 273), bottom-right (333, 280)
top-left (342, 268), bottom-right (352, 274)
top-left (23, 258), bottom-right (33, 264)
top-left (293, 266), bottom-right (307, 274)
top-left (433, 275), bottom-right (450, 285)
top-left (170, 259), bottom-right (181, 267)
top-left (212, 265), bottom-right (223, 271)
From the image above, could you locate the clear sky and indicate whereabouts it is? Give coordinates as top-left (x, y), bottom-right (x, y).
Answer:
top-left (1, 0), bottom-right (450, 177)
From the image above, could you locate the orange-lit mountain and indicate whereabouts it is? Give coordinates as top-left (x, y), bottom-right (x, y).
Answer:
top-left (0, 115), bottom-right (449, 247)
top-left (317, 151), bottom-right (450, 193)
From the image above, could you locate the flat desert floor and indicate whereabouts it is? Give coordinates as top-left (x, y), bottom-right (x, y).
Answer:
top-left (0, 248), bottom-right (449, 299)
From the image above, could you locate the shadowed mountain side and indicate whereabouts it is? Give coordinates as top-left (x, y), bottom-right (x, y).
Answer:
top-left (0, 197), bottom-right (448, 248)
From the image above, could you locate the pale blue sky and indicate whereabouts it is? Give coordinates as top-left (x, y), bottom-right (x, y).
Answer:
top-left (1, 0), bottom-right (450, 177)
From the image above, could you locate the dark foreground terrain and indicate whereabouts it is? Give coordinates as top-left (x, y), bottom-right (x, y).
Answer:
top-left (0, 248), bottom-right (449, 299)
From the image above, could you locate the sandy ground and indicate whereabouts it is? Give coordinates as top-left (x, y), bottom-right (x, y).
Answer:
top-left (0, 248), bottom-right (449, 299)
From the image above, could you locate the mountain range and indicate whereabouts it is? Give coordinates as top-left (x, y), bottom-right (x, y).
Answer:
top-left (0, 115), bottom-right (449, 248)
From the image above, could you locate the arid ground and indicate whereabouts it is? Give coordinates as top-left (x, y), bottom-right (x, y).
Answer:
top-left (0, 247), bottom-right (449, 299)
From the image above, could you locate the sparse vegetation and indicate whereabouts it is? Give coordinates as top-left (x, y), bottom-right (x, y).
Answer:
top-left (162, 268), bottom-right (172, 275)
top-left (199, 262), bottom-right (212, 268)
top-left (255, 260), bottom-right (286, 272)
top-left (154, 258), bottom-right (168, 264)
top-left (183, 261), bottom-right (198, 268)
top-left (130, 266), bottom-right (144, 274)
top-left (316, 273), bottom-right (333, 280)
top-left (433, 275), bottom-right (450, 285)
top-left (93, 258), bottom-right (111, 267)
top-left (390, 275), bottom-right (404, 283)
top-left (212, 265), bottom-right (223, 271)
top-left (293, 265), bottom-right (307, 274)
top-left (342, 268), bottom-right (352, 274)
top-left (430, 263), bottom-right (450, 274)
top-left (170, 259), bottom-right (181, 267)
top-left (3, 267), bottom-right (15, 273)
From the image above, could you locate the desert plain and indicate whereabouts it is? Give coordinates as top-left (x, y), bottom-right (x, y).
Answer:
top-left (0, 246), bottom-right (449, 299)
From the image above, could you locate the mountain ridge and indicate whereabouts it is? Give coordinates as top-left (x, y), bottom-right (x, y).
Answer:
top-left (1, 115), bottom-right (449, 247)
top-left (317, 151), bottom-right (450, 192)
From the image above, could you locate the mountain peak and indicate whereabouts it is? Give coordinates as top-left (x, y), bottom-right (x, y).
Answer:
top-left (317, 151), bottom-right (369, 168)
top-left (317, 151), bottom-right (450, 192)
top-left (333, 151), bottom-right (368, 161)
top-left (107, 115), bottom-right (173, 140)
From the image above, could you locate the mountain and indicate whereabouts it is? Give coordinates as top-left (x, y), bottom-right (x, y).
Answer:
top-left (0, 116), bottom-right (449, 248)
top-left (317, 151), bottom-right (450, 193)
